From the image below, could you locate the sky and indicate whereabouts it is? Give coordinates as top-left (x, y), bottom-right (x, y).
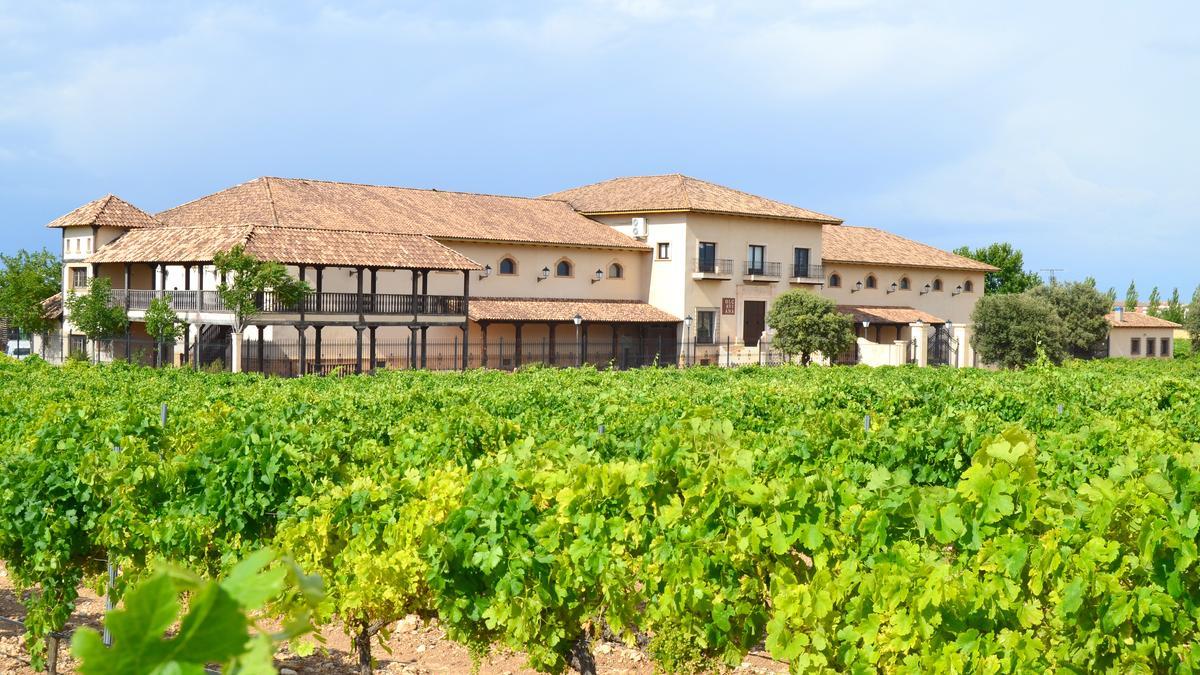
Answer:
top-left (2, 0), bottom-right (1197, 295)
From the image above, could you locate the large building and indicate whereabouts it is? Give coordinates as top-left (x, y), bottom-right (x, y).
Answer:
top-left (42, 174), bottom-right (995, 373)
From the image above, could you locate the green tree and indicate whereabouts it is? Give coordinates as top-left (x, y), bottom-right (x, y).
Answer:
top-left (212, 245), bottom-right (311, 372)
top-left (1028, 282), bottom-right (1110, 359)
top-left (0, 249), bottom-right (60, 356)
top-left (1125, 280), bottom-right (1138, 313)
top-left (63, 277), bottom-right (128, 363)
top-left (1164, 288), bottom-right (1185, 324)
top-left (951, 243), bottom-right (1041, 294)
top-left (1104, 287), bottom-right (1118, 307)
top-left (1147, 287), bottom-right (1162, 317)
top-left (1185, 285), bottom-right (1200, 348)
top-left (970, 292), bottom-right (1064, 368)
top-left (144, 295), bottom-right (185, 368)
top-left (766, 290), bottom-right (855, 366)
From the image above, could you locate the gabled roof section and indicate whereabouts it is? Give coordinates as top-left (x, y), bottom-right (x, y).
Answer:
top-left (469, 297), bottom-right (679, 324)
top-left (86, 223), bottom-right (480, 270)
top-left (156, 177), bottom-right (648, 251)
top-left (1105, 311), bottom-right (1181, 329)
top-left (543, 174), bottom-right (842, 223)
top-left (45, 194), bottom-right (160, 229)
top-left (822, 225), bottom-right (998, 272)
top-left (838, 305), bottom-right (945, 325)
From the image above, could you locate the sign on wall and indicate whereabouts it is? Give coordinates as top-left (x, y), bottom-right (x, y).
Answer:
top-left (722, 298), bottom-right (736, 315)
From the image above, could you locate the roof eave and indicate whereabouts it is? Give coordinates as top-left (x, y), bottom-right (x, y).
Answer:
top-left (577, 207), bottom-right (842, 225)
top-left (822, 258), bottom-right (998, 273)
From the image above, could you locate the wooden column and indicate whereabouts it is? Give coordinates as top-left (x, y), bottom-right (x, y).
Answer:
top-left (514, 323), bottom-right (523, 368)
top-left (611, 324), bottom-right (619, 363)
top-left (480, 323), bottom-right (489, 368)
top-left (298, 325), bottom-right (307, 376)
top-left (420, 326), bottom-right (428, 369)
top-left (123, 263), bottom-right (132, 358)
top-left (314, 326), bottom-right (323, 375)
top-left (315, 266), bottom-right (324, 312)
top-left (461, 270), bottom-right (470, 371)
top-left (183, 265), bottom-right (192, 361)
top-left (369, 326), bottom-right (377, 373)
top-left (370, 268), bottom-right (378, 313)
top-left (159, 264), bottom-right (168, 291)
top-left (194, 323), bottom-right (203, 369)
top-left (356, 267), bottom-right (364, 321)
top-left (548, 323), bottom-right (557, 367)
top-left (258, 326), bottom-right (266, 374)
top-left (198, 264), bottom-right (205, 310)
top-left (355, 326), bottom-right (364, 375)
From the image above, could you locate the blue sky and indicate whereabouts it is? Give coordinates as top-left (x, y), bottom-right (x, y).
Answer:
top-left (2, 1), bottom-right (1197, 295)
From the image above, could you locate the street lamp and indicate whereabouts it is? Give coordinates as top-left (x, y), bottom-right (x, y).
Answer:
top-left (684, 314), bottom-right (693, 366)
top-left (573, 313), bottom-right (583, 366)
top-left (538, 266), bottom-right (551, 282)
top-left (592, 269), bottom-right (604, 283)
top-left (479, 264), bottom-right (492, 280)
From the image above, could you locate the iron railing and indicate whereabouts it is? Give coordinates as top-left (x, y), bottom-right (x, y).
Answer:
top-left (790, 263), bottom-right (824, 280)
top-left (743, 261), bottom-right (782, 277)
top-left (106, 289), bottom-right (466, 316)
top-left (693, 258), bottom-right (734, 275)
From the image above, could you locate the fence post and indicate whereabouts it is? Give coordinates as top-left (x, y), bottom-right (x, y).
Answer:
top-left (161, 403), bottom-right (168, 426)
top-left (47, 635), bottom-right (58, 675)
top-left (453, 335), bottom-right (459, 370)
top-left (864, 414), bottom-right (871, 432)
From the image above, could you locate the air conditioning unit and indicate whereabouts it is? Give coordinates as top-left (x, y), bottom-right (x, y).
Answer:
top-left (630, 217), bottom-right (647, 239)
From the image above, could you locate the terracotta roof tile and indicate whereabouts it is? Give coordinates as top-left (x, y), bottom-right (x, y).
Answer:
top-left (543, 174), bottom-right (842, 223)
top-left (470, 297), bottom-right (679, 324)
top-left (822, 225), bottom-right (998, 272)
top-left (42, 293), bottom-right (63, 320)
top-left (156, 177), bottom-right (647, 251)
top-left (45, 195), bottom-right (160, 229)
top-left (838, 305), bottom-right (946, 325)
top-left (1105, 311), bottom-right (1181, 329)
top-left (87, 224), bottom-right (480, 270)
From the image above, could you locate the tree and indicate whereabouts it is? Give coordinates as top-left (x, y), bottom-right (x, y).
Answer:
top-left (0, 249), bottom-right (60, 356)
top-left (63, 277), bottom-right (128, 363)
top-left (951, 243), bottom-right (1041, 294)
top-left (144, 295), bottom-right (185, 367)
top-left (1125, 281), bottom-right (1138, 313)
top-left (1147, 287), bottom-right (1162, 317)
top-left (970, 292), bottom-right (1064, 368)
top-left (1104, 287), bottom-right (1118, 307)
top-left (1028, 282), bottom-right (1110, 359)
top-left (766, 290), bottom-right (854, 366)
top-left (1185, 285), bottom-right (1200, 348)
top-left (1164, 288), bottom-right (1185, 324)
top-left (212, 245), bottom-right (311, 372)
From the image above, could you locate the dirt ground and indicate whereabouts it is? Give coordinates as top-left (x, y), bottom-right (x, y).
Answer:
top-left (1, 563), bottom-right (787, 674)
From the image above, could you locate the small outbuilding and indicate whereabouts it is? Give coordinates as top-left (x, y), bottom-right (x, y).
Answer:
top-left (1105, 308), bottom-right (1181, 359)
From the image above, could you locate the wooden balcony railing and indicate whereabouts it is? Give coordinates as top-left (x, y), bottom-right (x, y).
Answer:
top-left (107, 289), bottom-right (466, 316)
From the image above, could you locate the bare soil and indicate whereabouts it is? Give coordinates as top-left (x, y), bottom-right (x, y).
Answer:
top-left (1, 563), bottom-right (786, 674)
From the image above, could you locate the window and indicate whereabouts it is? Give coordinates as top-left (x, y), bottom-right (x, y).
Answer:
top-left (899, 276), bottom-right (910, 290)
top-left (555, 259), bottom-right (573, 277)
top-left (1130, 338), bottom-right (1141, 355)
top-left (1146, 338), bottom-right (1156, 357)
top-left (747, 245), bottom-right (765, 275)
top-left (70, 268), bottom-right (88, 289)
top-left (963, 279), bottom-right (974, 293)
top-left (793, 248), bottom-right (811, 277)
top-left (829, 273), bottom-right (841, 288)
top-left (608, 263), bottom-right (623, 279)
top-left (865, 274), bottom-right (877, 289)
top-left (695, 310), bottom-right (717, 344)
top-left (932, 278), bottom-right (943, 292)
top-left (698, 242), bottom-right (717, 273)
top-left (1162, 337), bottom-right (1170, 357)
top-left (498, 257), bottom-right (517, 275)
top-left (656, 242), bottom-right (670, 259)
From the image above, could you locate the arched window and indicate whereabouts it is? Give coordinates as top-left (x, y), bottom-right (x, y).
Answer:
top-left (933, 278), bottom-right (943, 292)
top-left (498, 257), bottom-right (517, 275)
top-left (555, 259), bottom-right (573, 277)
top-left (608, 263), bottom-right (623, 279)
top-left (829, 273), bottom-right (841, 288)
top-left (963, 279), bottom-right (974, 293)
top-left (899, 276), bottom-right (910, 290)
top-left (865, 275), bottom-right (877, 289)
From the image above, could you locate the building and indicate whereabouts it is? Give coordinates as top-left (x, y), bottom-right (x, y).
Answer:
top-left (1105, 308), bottom-right (1180, 359)
top-left (41, 174), bottom-right (995, 373)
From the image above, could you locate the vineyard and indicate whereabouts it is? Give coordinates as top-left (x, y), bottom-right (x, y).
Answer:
top-left (1, 355), bottom-right (1200, 673)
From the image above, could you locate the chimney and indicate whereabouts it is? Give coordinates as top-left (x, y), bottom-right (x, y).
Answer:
top-left (1116, 306), bottom-right (1124, 323)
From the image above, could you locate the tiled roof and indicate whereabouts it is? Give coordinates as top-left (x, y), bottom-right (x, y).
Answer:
top-left (1105, 311), bottom-right (1181, 329)
top-left (470, 297), bottom-right (679, 324)
top-left (42, 293), bottom-right (63, 320)
top-left (45, 195), bottom-right (160, 229)
top-left (822, 225), bottom-right (998, 272)
top-left (543, 174), bottom-right (842, 223)
top-left (156, 177), bottom-right (647, 251)
top-left (87, 224), bottom-right (480, 270)
top-left (838, 305), bottom-right (946, 325)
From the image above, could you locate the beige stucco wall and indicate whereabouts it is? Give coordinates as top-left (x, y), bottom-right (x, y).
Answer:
top-left (1108, 327), bottom-right (1176, 358)
top-left (819, 263), bottom-right (985, 326)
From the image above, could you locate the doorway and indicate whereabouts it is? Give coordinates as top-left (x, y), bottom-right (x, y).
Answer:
top-left (743, 300), bottom-right (766, 347)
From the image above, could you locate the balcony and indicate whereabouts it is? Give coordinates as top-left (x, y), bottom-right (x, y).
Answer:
top-left (743, 261), bottom-right (781, 282)
top-left (789, 263), bottom-right (824, 284)
top-left (108, 289), bottom-right (467, 316)
top-left (692, 258), bottom-right (734, 280)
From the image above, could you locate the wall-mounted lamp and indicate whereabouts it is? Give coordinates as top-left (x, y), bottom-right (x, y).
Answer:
top-left (953, 284), bottom-right (963, 296)
top-left (888, 282), bottom-right (898, 294)
top-left (592, 269), bottom-right (604, 284)
top-left (538, 266), bottom-right (551, 282)
top-left (921, 283), bottom-right (932, 295)
top-left (914, 319), bottom-right (924, 328)
top-left (479, 264), bottom-right (492, 280)
top-left (851, 280), bottom-right (864, 293)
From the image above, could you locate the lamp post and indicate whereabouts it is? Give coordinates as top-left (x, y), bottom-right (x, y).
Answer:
top-left (573, 313), bottom-right (583, 367)
top-left (684, 314), bottom-right (693, 366)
